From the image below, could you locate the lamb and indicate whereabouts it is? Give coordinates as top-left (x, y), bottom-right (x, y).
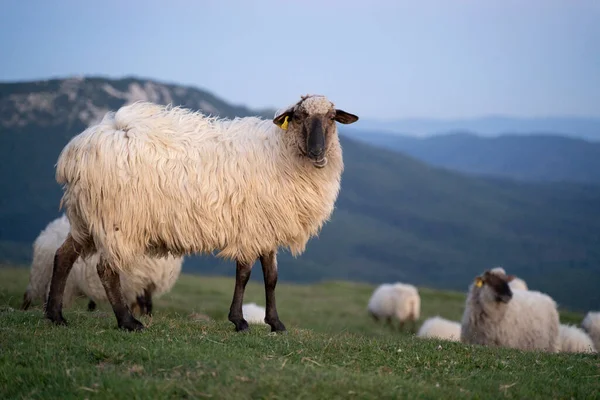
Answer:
top-left (22, 214), bottom-right (183, 316)
top-left (367, 282), bottom-right (421, 331)
top-left (417, 316), bottom-right (461, 342)
top-left (558, 324), bottom-right (596, 353)
top-left (490, 267), bottom-right (528, 291)
top-left (461, 269), bottom-right (559, 352)
top-left (46, 94), bottom-right (358, 331)
top-left (242, 303), bottom-right (267, 325)
top-left (581, 311), bottom-right (600, 351)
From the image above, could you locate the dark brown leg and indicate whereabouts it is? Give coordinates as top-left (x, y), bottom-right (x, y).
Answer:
top-left (260, 251), bottom-right (286, 333)
top-left (45, 234), bottom-right (82, 325)
top-left (96, 258), bottom-right (144, 331)
top-left (21, 292), bottom-right (32, 310)
top-left (135, 286), bottom-right (153, 316)
top-left (228, 260), bottom-right (252, 332)
top-left (87, 300), bottom-right (97, 312)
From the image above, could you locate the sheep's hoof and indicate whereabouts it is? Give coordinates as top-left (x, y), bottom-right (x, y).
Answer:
top-left (47, 312), bottom-right (68, 326)
top-left (233, 320), bottom-right (250, 332)
top-left (118, 317), bottom-right (145, 332)
top-left (268, 320), bottom-right (287, 333)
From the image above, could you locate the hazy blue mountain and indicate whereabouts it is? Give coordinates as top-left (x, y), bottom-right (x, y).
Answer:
top-left (342, 130), bottom-right (600, 184)
top-left (1, 77), bottom-right (599, 311)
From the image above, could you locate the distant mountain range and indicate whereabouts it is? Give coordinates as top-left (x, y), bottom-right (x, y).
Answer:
top-left (1, 76), bottom-right (599, 311)
top-left (353, 116), bottom-right (600, 141)
top-left (342, 130), bottom-right (600, 184)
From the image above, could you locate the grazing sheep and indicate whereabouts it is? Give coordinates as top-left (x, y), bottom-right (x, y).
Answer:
top-left (367, 283), bottom-right (421, 331)
top-left (581, 311), bottom-right (600, 351)
top-left (417, 316), bottom-right (461, 342)
top-left (490, 267), bottom-right (528, 291)
top-left (22, 215), bottom-right (182, 316)
top-left (461, 269), bottom-right (559, 352)
top-left (46, 95), bottom-right (358, 331)
top-left (242, 303), bottom-right (267, 325)
top-left (558, 324), bottom-right (596, 354)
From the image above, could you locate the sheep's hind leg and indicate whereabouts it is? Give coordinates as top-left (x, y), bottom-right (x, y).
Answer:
top-left (45, 234), bottom-right (81, 325)
top-left (87, 300), bottom-right (97, 312)
top-left (135, 285), bottom-right (154, 316)
top-left (228, 260), bottom-right (252, 332)
top-left (260, 251), bottom-right (286, 333)
top-left (96, 258), bottom-right (144, 331)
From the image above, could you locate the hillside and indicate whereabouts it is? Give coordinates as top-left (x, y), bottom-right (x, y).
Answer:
top-left (342, 130), bottom-right (600, 184)
top-left (0, 268), bottom-right (596, 399)
top-left (1, 77), bottom-right (600, 311)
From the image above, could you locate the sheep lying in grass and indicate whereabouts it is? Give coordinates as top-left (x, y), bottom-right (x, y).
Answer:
top-left (558, 324), bottom-right (596, 353)
top-left (581, 311), bottom-right (600, 351)
top-left (242, 303), bottom-right (267, 325)
top-left (490, 267), bottom-right (528, 291)
top-left (461, 269), bottom-right (559, 352)
top-left (367, 283), bottom-right (420, 331)
top-left (417, 316), bottom-right (461, 342)
top-left (22, 215), bottom-right (182, 316)
top-left (46, 94), bottom-right (358, 331)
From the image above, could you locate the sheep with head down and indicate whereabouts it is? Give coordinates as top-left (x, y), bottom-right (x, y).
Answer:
top-left (46, 94), bottom-right (358, 332)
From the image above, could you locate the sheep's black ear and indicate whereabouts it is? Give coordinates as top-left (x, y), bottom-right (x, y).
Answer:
top-left (273, 110), bottom-right (294, 128)
top-left (334, 109), bottom-right (359, 124)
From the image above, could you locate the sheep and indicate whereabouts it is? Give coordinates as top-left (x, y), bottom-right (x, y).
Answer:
top-left (22, 214), bottom-right (183, 316)
top-left (367, 282), bottom-right (421, 331)
top-left (581, 311), bottom-right (600, 351)
top-left (490, 267), bottom-right (528, 291)
top-left (242, 303), bottom-right (267, 325)
top-left (45, 94), bottom-right (358, 332)
top-left (558, 324), bottom-right (596, 354)
top-left (461, 269), bottom-right (559, 352)
top-left (417, 316), bottom-right (461, 342)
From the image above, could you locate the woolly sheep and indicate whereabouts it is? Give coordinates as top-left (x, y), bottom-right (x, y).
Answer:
top-left (461, 269), bottom-right (559, 352)
top-left (242, 303), bottom-right (267, 325)
top-left (417, 316), bottom-right (461, 342)
top-left (367, 283), bottom-right (421, 331)
top-left (22, 215), bottom-right (183, 316)
top-left (581, 311), bottom-right (600, 351)
top-left (490, 267), bottom-right (528, 291)
top-left (46, 95), bottom-right (358, 331)
top-left (558, 324), bottom-right (596, 354)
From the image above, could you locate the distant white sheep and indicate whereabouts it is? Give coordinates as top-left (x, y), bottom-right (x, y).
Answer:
top-left (242, 303), bottom-right (267, 325)
top-left (558, 324), bottom-right (596, 354)
top-left (22, 215), bottom-right (183, 316)
top-left (417, 316), bottom-right (461, 342)
top-left (367, 282), bottom-right (420, 331)
top-left (490, 267), bottom-right (528, 291)
top-left (581, 311), bottom-right (600, 351)
top-left (461, 269), bottom-right (559, 352)
top-left (46, 94), bottom-right (358, 331)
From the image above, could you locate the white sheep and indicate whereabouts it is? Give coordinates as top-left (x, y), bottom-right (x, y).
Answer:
top-left (367, 282), bottom-right (421, 331)
top-left (242, 303), bottom-right (267, 325)
top-left (46, 94), bottom-right (358, 331)
top-left (581, 311), bottom-right (600, 351)
top-left (22, 214), bottom-right (183, 316)
top-left (490, 267), bottom-right (528, 291)
top-left (461, 269), bottom-right (559, 352)
top-left (417, 316), bottom-right (461, 342)
top-left (558, 324), bottom-right (596, 354)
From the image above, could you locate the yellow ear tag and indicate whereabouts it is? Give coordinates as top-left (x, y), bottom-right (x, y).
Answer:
top-left (475, 278), bottom-right (483, 288)
top-left (281, 115), bottom-right (289, 130)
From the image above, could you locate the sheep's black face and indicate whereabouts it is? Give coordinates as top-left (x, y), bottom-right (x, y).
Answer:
top-left (273, 96), bottom-right (359, 168)
top-left (477, 271), bottom-right (513, 304)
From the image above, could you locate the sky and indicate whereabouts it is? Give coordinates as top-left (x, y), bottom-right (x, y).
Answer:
top-left (1, 0), bottom-right (599, 120)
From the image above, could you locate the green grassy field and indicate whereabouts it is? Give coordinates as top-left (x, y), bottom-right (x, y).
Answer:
top-left (0, 266), bottom-right (597, 399)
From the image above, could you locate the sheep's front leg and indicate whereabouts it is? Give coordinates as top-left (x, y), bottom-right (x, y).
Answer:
top-left (136, 285), bottom-right (154, 316)
top-left (260, 251), bottom-right (286, 333)
top-left (96, 258), bottom-right (144, 331)
top-left (228, 260), bottom-right (252, 332)
top-left (87, 300), bottom-right (97, 312)
top-left (45, 234), bottom-right (81, 325)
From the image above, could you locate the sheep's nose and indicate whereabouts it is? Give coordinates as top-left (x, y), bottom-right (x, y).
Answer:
top-left (309, 148), bottom-right (324, 158)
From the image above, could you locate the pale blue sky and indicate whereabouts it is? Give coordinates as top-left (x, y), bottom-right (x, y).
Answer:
top-left (1, 0), bottom-right (599, 119)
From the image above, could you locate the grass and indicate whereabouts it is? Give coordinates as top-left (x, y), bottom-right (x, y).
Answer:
top-left (0, 266), bottom-right (598, 399)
